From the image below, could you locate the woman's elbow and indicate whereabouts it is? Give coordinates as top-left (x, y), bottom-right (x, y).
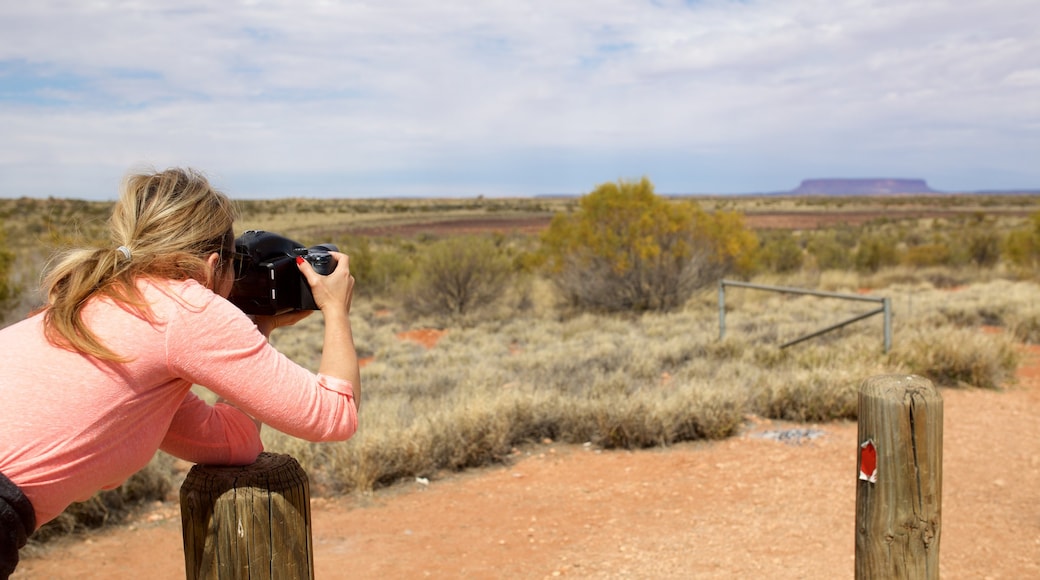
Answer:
top-left (325, 411), bottom-right (359, 442)
top-left (324, 407), bottom-right (361, 442)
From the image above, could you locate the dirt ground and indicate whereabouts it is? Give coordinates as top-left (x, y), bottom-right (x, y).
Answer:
top-left (15, 342), bottom-right (1040, 579)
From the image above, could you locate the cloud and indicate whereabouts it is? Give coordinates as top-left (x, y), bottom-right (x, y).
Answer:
top-left (1, 0), bottom-right (1038, 198)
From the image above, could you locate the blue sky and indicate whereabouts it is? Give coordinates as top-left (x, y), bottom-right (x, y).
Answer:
top-left (1, 0), bottom-right (1038, 200)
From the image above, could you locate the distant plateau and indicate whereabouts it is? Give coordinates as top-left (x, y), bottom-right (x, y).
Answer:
top-left (788, 178), bottom-right (935, 195)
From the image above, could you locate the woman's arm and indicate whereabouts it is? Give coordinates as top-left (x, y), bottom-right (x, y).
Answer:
top-left (164, 278), bottom-right (358, 444)
top-left (297, 252), bottom-right (361, 409)
top-left (161, 392), bottom-right (264, 464)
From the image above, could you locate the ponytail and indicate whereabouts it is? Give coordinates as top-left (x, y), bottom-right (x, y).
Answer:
top-left (42, 167), bottom-right (238, 361)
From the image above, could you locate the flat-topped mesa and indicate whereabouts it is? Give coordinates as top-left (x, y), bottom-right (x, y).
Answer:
top-left (791, 178), bottom-right (938, 195)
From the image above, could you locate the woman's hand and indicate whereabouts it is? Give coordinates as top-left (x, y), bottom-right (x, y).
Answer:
top-left (297, 251), bottom-right (355, 315)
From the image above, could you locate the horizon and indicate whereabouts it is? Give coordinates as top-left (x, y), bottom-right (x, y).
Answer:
top-left (6, 177), bottom-right (1040, 203)
top-left (2, 1), bottom-right (1038, 201)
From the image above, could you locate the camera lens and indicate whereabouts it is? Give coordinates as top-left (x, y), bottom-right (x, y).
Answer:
top-left (307, 252), bottom-right (333, 275)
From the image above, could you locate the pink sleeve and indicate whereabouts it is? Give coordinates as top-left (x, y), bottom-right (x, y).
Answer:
top-left (160, 393), bottom-right (264, 465)
top-left (163, 283), bottom-right (358, 449)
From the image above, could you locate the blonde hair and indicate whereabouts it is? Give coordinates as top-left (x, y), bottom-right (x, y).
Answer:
top-left (42, 167), bottom-right (238, 361)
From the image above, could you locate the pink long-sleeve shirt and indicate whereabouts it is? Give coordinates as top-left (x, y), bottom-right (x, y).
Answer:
top-left (0, 278), bottom-right (358, 528)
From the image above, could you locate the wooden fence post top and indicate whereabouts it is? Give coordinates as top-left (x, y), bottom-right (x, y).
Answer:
top-left (181, 452), bottom-right (307, 494)
top-left (860, 374), bottom-right (942, 401)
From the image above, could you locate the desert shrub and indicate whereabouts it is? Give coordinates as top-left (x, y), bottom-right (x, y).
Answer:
top-left (924, 279), bottom-right (1040, 343)
top-left (752, 368), bottom-right (860, 422)
top-left (935, 302), bottom-right (1010, 328)
top-left (913, 220), bottom-right (1002, 269)
top-left (891, 326), bottom-right (1019, 389)
top-left (963, 229), bottom-right (1002, 267)
top-left (1009, 307), bottom-right (1040, 344)
top-left (696, 207), bottom-right (759, 277)
top-left (1003, 211), bottom-right (1040, 271)
top-left (540, 177), bottom-right (757, 312)
top-left (903, 242), bottom-right (951, 268)
top-left (402, 235), bottom-right (512, 318)
top-left (854, 232), bottom-right (900, 273)
top-left (335, 236), bottom-right (416, 296)
top-left (915, 278), bottom-right (1032, 328)
top-left (746, 332), bottom-right (895, 421)
top-left (335, 235), bottom-right (376, 283)
top-left (804, 228), bottom-right (856, 270)
top-left (756, 230), bottom-right (804, 274)
top-left (368, 249), bottom-right (417, 297)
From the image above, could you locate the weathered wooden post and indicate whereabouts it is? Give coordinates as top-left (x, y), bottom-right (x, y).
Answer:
top-left (179, 452), bottom-right (314, 580)
top-left (855, 375), bottom-right (943, 579)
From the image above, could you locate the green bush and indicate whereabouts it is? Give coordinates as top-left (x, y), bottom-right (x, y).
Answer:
top-left (335, 236), bottom-right (416, 297)
top-left (903, 242), bottom-right (951, 268)
top-left (540, 177), bottom-right (757, 312)
top-left (1004, 211), bottom-right (1040, 270)
top-left (756, 230), bottom-right (804, 274)
top-left (951, 226), bottom-right (1002, 268)
top-left (805, 228), bottom-right (856, 270)
top-left (403, 236), bottom-right (512, 317)
top-left (368, 249), bottom-right (417, 297)
top-left (854, 232), bottom-right (900, 273)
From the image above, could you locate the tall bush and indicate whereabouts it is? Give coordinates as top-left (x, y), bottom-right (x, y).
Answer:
top-left (335, 235), bottom-right (416, 297)
top-left (756, 230), bottom-right (804, 274)
top-left (964, 229), bottom-right (1002, 267)
top-left (540, 177), bottom-right (757, 312)
top-left (854, 232), bottom-right (900, 273)
top-left (1004, 211), bottom-right (1040, 270)
top-left (805, 228), bottom-right (856, 270)
top-left (403, 235), bottom-right (512, 317)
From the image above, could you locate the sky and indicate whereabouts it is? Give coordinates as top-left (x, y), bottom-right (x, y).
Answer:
top-left (1, 0), bottom-right (1038, 200)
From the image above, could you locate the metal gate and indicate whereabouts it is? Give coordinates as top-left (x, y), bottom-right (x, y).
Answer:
top-left (718, 280), bottom-right (892, 352)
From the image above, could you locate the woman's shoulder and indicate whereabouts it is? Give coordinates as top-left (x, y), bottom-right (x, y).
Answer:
top-left (143, 278), bottom-right (261, 360)
top-left (139, 277), bottom-right (223, 314)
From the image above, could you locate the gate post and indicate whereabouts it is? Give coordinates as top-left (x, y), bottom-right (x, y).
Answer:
top-left (855, 375), bottom-right (942, 579)
top-left (179, 452), bottom-right (314, 579)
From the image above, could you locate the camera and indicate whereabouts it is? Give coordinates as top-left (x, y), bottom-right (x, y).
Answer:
top-left (228, 230), bottom-right (338, 315)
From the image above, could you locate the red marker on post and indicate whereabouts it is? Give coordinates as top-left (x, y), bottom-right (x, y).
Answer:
top-left (859, 439), bottom-right (877, 483)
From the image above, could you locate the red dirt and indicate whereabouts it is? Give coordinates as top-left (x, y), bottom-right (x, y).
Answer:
top-left (15, 345), bottom-right (1040, 579)
top-left (348, 217), bottom-right (551, 238)
top-left (359, 328), bottom-right (445, 368)
top-left (396, 328), bottom-right (448, 349)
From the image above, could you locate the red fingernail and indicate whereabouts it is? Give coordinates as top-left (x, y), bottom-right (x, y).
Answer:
top-left (296, 256), bottom-right (305, 265)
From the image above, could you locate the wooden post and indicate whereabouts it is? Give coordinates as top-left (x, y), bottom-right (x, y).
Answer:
top-left (855, 375), bottom-right (943, 579)
top-left (179, 452), bottom-right (314, 580)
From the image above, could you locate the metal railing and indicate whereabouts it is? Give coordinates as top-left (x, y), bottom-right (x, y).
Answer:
top-left (718, 280), bottom-right (891, 352)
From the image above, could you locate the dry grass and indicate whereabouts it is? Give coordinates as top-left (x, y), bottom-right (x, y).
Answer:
top-left (259, 277), bottom-right (1028, 496)
top-left (26, 273), bottom-right (1029, 542)
top-left (5, 194), bottom-right (1036, 543)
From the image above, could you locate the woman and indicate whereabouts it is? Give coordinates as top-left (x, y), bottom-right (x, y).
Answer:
top-left (0, 168), bottom-right (360, 577)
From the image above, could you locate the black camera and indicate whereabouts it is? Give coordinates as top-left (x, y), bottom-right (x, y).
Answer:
top-left (228, 230), bottom-right (338, 315)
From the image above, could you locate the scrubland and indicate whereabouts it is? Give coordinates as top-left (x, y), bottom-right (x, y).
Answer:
top-left (2, 193), bottom-right (1038, 542)
top-left (265, 274), bottom-right (1027, 496)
